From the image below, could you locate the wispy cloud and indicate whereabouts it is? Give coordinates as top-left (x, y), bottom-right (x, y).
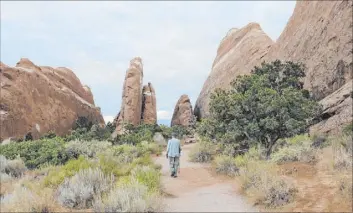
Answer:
top-left (1, 1), bottom-right (295, 125)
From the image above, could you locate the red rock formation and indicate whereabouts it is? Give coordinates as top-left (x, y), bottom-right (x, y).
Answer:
top-left (113, 57), bottom-right (144, 136)
top-left (171, 95), bottom-right (195, 128)
top-left (194, 23), bottom-right (273, 119)
top-left (0, 58), bottom-right (104, 141)
top-left (195, 1), bottom-right (352, 133)
top-left (142, 82), bottom-right (157, 124)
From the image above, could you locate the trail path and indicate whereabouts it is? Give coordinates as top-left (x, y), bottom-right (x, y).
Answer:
top-left (155, 143), bottom-right (257, 212)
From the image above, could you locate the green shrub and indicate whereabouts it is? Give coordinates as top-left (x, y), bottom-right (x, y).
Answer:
top-left (57, 168), bottom-right (112, 209)
top-left (93, 182), bottom-right (163, 213)
top-left (0, 137), bottom-right (68, 169)
top-left (43, 156), bottom-right (95, 187)
top-left (189, 141), bottom-right (217, 163)
top-left (287, 134), bottom-right (310, 145)
top-left (130, 165), bottom-right (162, 193)
top-left (138, 141), bottom-right (162, 155)
top-left (271, 144), bottom-right (316, 164)
top-left (214, 155), bottom-right (239, 177)
top-left (98, 153), bottom-right (130, 177)
top-left (65, 140), bottom-right (112, 158)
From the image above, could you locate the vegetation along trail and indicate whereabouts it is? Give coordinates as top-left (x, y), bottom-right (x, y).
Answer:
top-left (155, 143), bottom-right (257, 212)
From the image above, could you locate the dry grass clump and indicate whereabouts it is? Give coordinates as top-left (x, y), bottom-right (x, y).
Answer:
top-left (189, 141), bottom-right (217, 163)
top-left (0, 155), bottom-right (27, 178)
top-left (213, 155), bottom-right (239, 177)
top-left (238, 160), bottom-right (297, 208)
top-left (0, 184), bottom-right (56, 213)
top-left (93, 182), bottom-right (163, 213)
top-left (57, 168), bottom-right (113, 209)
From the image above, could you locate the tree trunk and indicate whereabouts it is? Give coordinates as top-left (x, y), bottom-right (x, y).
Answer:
top-left (266, 140), bottom-right (274, 160)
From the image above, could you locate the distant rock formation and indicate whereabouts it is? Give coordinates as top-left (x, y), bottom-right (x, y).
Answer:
top-left (142, 83), bottom-right (157, 124)
top-left (171, 95), bottom-right (195, 128)
top-left (194, 23), bottom-right (273, 119)
top-left (0, 58), bottom-right (105, 141)
top-left (113, 58), bottom-right (157, 137)
top-left (195, 0), bottom-right (352, 134)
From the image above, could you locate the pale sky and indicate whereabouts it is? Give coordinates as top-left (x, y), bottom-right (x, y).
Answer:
top-left (0, 1), bottom-right (296, 125)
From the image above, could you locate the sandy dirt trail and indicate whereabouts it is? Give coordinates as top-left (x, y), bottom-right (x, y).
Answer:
top-left (154, 143), bottom-right (257, 212)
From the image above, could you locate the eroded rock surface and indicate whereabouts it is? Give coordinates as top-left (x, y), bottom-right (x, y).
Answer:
top-left (142, 83), bottom-right (157, 124)
top-left (195, 1), bottom-right (352, 133)
top-left (171, 95), bottom-right (195, 128)
top-left (0, 58), bottom-right (104, 141)
top-left (194, 23), bottom-right (273, 119)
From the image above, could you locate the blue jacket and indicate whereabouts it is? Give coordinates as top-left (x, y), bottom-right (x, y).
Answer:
top-left (167, 137), bottom-right (181, 157)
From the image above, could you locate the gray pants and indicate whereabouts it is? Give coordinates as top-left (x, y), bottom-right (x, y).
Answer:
top-left (169, 156), bottom-right (180, 175)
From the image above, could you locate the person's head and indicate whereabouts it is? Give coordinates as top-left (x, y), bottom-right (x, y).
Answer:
top-left (171, 132), bottom-right (177, 139)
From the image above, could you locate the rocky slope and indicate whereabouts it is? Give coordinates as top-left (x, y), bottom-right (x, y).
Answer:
top-left (195, 0), bottom-right (352, 133)
top-left (0, 58), bottom-right (104, 141)
top-left (265, 0), bottom-right (352, 133)
top-left (194, 23), bottom-right (273, 119)
top-left (113, 58), bottom-right (157, 136)
top-left (171, 95), bottom-right (195, 128)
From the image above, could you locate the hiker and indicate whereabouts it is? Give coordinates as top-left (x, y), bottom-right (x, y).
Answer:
top-left (166, 132), bottom-right (181, 178)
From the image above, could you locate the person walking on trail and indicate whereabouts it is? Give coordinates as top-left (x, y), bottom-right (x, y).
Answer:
top-left (166, 133), bottom-right (181, 178)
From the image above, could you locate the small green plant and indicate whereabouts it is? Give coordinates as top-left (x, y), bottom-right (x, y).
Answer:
top-left (44, 156), bottom-right (95, 187)
top-left (130, 165), bottom-right (162, 193)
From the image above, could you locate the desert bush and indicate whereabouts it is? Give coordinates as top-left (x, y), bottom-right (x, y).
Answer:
top-left (310, 135), bottom-right (328, 148)
top-left (0, 185), bottom-right (56, 212)
top-left (65, 140), bottom-right (112, 158)
top-left (0, 156), bottom-right (27, 178)
top-left (98, 153), bottom-right (130, 177)
top-left (0, 137), bottom-right (68, 169)
top-left (44, 156), bottom-right (95, 187)
top-left (214, 155), bottom-right (239, 177)
top-left (238, 160), bottom-right (297, 207)
top-left (138, 141), bottom-right (162, 155)
top-left (57, 168), bottom-right (113, 209)
top-left (93, 182), bottom-right (163, 213)
top-left (0, 172), bottom-right (13, 183)
top-left (189, 141), bottom-right (217, 163)
top-left (271, 140), bottom-right (316, 164)
top-left (130, 165), bottom-right (162, 193)
top-left (332, 135), bottom-right (352, 171)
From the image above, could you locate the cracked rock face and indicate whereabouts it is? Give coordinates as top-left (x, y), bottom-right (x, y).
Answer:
top-left (171, 95), bottom-right (195, 128)
top-left (0, 58), bottom-right (104, 141)
top-left (195, 1), bottom-right (352, 134)
top-left (194, 23), bottom-right (274, 119)
top-left (112, 58), bottom-right (157, 137)
top-left (113, 57), bottom-right (144, 135)
top-left (142, 83), bottom-right (157, 125)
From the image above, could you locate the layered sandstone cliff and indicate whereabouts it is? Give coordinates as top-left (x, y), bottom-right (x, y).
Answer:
top-left (113, 58), bottom-right (157, 136)
top-left (195, 0), bottom-right (352, 133)
top-left (265, 0), bottom-right (352, 133)
top-left (0, 58), bottom-right (104, 141)
top-left (171, 95), bottom-right (195, 128)
top-left (194, 23), bottom-right (274, 119)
